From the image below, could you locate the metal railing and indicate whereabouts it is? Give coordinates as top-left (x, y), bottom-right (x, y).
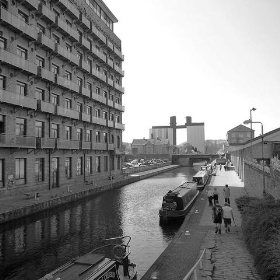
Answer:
top-left (183, 248), bottom-right (206, 280)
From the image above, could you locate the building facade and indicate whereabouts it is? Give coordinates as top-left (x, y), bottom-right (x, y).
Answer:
top-left (0, 0), bottom-right (125, 194)
top-left (227, 125), bottom-right (254, 145)
top-left (131, 139), bottom-right (171, 157)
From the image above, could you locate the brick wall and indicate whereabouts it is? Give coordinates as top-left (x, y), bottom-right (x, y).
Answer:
top-left (244, 162), bottom-right (280, 199)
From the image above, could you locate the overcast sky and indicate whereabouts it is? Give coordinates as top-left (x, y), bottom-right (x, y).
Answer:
top-left (105, 0), bottom-right (280, 144)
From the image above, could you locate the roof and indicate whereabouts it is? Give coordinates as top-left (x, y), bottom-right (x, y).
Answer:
top-left (132, 139), bottom-right (170, 146)
top-left (227, 124), bottom-right (253, 133)
top-left (131, 139), bottom-right (149, 146)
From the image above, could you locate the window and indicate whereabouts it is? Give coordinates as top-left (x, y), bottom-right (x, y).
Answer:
top-left (77, 157), bottom-right (83, 175)
top-left (65, 126), bottom-right (71, 140)
top-left (35, 158), bottom-right (44, 182)
top-left (103, 132), bottom-right (108, 143)
top-left (0, 159), bottom-right (3, 188)
top-left (37, 23), bottom-right (45, 34)
top-left (65, 98), bottom-right (71, 109)
top-left (109, 113), bottom-right (114, 121)
top-left (0, 36), bottom-right (6, 49)
top-left (95, 108), bottom-right (100, 118)
top-left (66, 19), bottom-right (72, 27)
top-left (0, 75), bottom-right (6, 89)
top-left (117, 136), bottom-right (121, 148)
top-left (16, 81), bottom-right (27, 96)
top-left (35, 88), bottom-right (45, 100)
top-left (109, 74), bottom-right (114, 81)
top-left (87, 82), bottom-right (92, 91)
top-left (77, 77), bottom-right (82, 87)
top-left (95, 45), bottom-right (100, 51)
top-left (111, 134), bottom-right (114, 143)
top-left (86, 157), bottom-right (92, 175)
top-left (15, 118), bottom-right (26, 136)
top-left (52, 34), bottom-right (60, 44)
top-left (77, 128), bottom-right (82, 140)
top-left (18, 10), bottom-right (28, 23)
top-left (35, 121), bottom-right (44, 137)
top-left (53, 9), bottom-right (60, 18)
top-left (102, 111), bottom-right (108, 120)
top-left (51, 123), bottom-right (59, 138)
top-left (111, 156), bottom-right (114, 171)
top-left (103, 70), bottom-right (107, 77)
top-left (36, 55), bottom-right (45, 68)
top-left (103, 90), bottom-right (107, 98)
top-left (95, 87), bottom-right (100, 95)
top-left (51, 93), bottom-right (59, 105)
top-left (76, 102), bottom-right (82, 112)
top-left (115, 115), bottom-right (120, 123)
top-left (117, 156), bottom-right (121, 170)
top-left (66, 43), bottom-right (72, 52)
top-left (77, 51), bottom-right (82, 60)
top-left (238, 133), bottom-right (244, 138)
top-left (96, 64), bottom-right (100, 71)
top-left (0, 115), bottom-right (5, 134)
top-left (86, 129), bottom-right (91, 141)
top-left (17, 46), bottom-right (27, 59)
top-left (87, 58), bottom-right (92, 68)
top-left (78, 29), bottom-right (83, 37)
top-left (115, 97), bottom-right (120, 104)
top-left (96, 156), bottom-right (101, 173)
top-left (104, 156), bottom-right (108, 172)
top-left (65, 157), bottom-right (72, 178)
top-left (1, 0), bottom-right (8, 9)
top-left (65, 70), bottom-right (71, 80)
top-left (109, 93), bottom-right (114, 101)
top-left (52, 64), bottom-right (59, 74)
top-left (95, 131), bottom-right (100, 142)
top-left (15, 158), bottom-right (26, 183)
top-left (103, 52), bottom-right (107, 61)
top-left (86, 106), bottom-right (92, 115)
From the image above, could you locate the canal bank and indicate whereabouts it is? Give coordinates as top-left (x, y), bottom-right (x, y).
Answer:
top-left (141, 167), bottom-right (261, 280)
top-left (0, 165), bottom-right (179, 225)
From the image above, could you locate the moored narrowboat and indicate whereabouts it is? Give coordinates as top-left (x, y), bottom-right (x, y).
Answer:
top-left (159, 181), bottom-right (199, 222)
top-left (40, 236), bottom-right (137, 280)
top-left (192, 170), bottom-right (209, 190)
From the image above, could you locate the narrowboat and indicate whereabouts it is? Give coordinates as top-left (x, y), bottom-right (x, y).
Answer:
top-left (159, 181), bottom-right (199, 222)
top-left (40, 236), bottom-right (137, 280)
top-left (192, 170), bottom-right (209, 190)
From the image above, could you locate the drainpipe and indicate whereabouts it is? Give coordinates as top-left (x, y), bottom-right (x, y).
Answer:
top-left (83, 151), bottom-right (86, 183)
top-left (48, 149), bottom-right (51, 190)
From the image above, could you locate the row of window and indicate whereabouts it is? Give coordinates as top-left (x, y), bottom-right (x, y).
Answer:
top-left (0, 115), bottom-right (121, 144)
top-left (0, 155), bottom-right (120, 187)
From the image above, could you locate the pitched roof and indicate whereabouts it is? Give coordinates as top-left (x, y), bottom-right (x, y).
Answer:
top-left (131, 139), bottom-right (149, 145)
top-left (227, 124), bottom-right (253, 133)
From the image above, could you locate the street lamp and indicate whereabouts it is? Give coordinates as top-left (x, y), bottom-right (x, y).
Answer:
top-left (243, 119), bottom-right (266, 196)
top-left (250, 108), bottom-right (256, 156)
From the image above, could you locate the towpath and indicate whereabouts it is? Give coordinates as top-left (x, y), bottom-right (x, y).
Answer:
top-left (141, 167), bottom-right (262, 280)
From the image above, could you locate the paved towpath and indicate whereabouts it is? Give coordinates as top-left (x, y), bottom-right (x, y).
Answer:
top-left (141, 167), bottom-right (262, 280)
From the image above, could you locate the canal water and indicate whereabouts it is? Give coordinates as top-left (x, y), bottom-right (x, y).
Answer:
top-left (0, 166), bottom-right (200, 280)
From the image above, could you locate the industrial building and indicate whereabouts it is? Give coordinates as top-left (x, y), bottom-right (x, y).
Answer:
top-left (0, 0), bottom-right (125, 194)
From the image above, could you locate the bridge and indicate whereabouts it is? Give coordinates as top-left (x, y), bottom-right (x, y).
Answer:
top-left (172, 154), bottom-right (220, 167)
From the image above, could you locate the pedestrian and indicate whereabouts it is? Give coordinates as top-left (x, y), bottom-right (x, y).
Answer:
top-left (207, 188), bottom-right (214, 206)
top-left (223, 184), bottom-right (230, 205)
top-left (219, 164), bottom-right (222, 171)
top-left (212, 201), bottom-right (223, 234)
top-left (222, 202), bottom-right (235, 233)
top-left (224, 163), bottom-right (227, 171)
top-left (213, 187), bottom-right (219, 203)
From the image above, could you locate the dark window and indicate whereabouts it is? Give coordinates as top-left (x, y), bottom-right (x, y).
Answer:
top-left (1, 0), bottom-right (8, 9)
top-left (52, 34), bottom-right (60, 44)
top-left (0, 36), bottom-right (6, 49)
top-left (76, 102), bottom-right (82, 112)
top-left (15, 158), bottom-right (26, 183)
top-left (51, 93), bottom-right (59, 105)
top-left (35, 121), bottom-right (44, 137)
top-left (37, 23), bottom-right (45, 34)
top-left (18, 10), bottom-right (28, 23)
top-left (86, 157), bottom-right (92, 175)
top-left (77, 77), bottom-right (82, 87)
top-left (86, 129), bottom-right (91, 141)
top-left (77, 128), bottom-right (82, 140)
top-left (51, 123), bottom-right (59, 138)
top-left (65, 70), bottom-right (71, 80)
top-left (36, 55), bottom-right (45, 67)
top-left (103, 132), bottom-right (108, 143)
top-left (76, 157), bottom-right (83, 175)
top-left (65, 98), bottom-right (71, 109)
top-left (16, 118), bottom-right (26, 136)
top-left (16, 81), bottom-right (27, 96)
top-left (0, 75), bottom-right (6, 89)
top-left (17, 46), bottom-right (27, 59)
top-left (65, 157), bottom-right (71, 178)
top-left (0, 115), bottom-right (5, 134)
top-left (96, 156), bottom-right (101, 172)
top-left (104, 156), bottom-right (108, 172)
top-left (95, 131), bottom-right (100, 142)
top-left (66, 43), bottom-right (72, 52)
top-left (65, 126), bottom-right (71, 140)
top-left (35, 88), bottom-right (45, 101)
top-left (35, 158), bottom-right (44, 182)
top-left (53, 9), bottom-right (60, 18)
top-left (52, 64), bottom-right (59, 74)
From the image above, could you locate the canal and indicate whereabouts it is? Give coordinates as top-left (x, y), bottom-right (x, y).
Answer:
top-left (0, 166), bottom-right (200, 279)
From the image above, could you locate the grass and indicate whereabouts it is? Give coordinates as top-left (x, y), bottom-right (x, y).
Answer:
top-left (235, 196), bottom-right (280, 280)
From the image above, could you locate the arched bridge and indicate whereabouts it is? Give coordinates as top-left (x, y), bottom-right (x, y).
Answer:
top-left (172, 154), bottom-right (220, 167)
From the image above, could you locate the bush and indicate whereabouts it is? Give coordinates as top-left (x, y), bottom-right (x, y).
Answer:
top-left (236, 196), bottom-right (280, 280)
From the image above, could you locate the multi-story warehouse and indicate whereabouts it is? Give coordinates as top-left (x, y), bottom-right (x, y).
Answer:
top-left (0, 0), bottom-right (125, 195)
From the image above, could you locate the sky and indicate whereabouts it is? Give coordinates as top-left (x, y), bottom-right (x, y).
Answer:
top-left (104, 0), bottom-right (280, 144)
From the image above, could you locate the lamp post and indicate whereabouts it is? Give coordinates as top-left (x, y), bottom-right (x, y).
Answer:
top-left (243, 120), bottom-right (266, 196)
top-left (249, 108), bottom-right (256, 157)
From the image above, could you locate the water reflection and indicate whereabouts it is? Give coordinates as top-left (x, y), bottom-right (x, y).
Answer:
top-left (0, 166), bottom-right (199, 280)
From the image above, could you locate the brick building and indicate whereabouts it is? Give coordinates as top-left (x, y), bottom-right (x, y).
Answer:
top-left (227, 124), bottom-right (253, 145)
top-left (131, 139), bottom-right (171, 157)
top-left (0, 0), bottom-right (125, 194)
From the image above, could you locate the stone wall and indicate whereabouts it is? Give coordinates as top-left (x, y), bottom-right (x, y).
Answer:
top-left (244, 162), bottom-right (280, 199)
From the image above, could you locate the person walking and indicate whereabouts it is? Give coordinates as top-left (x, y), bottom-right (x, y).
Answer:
top-left (207, 188), bottom-right (214, 206)
top-left (212, 201), bottom-right (223, 234)
top-left (213, 187), bottom-right (219, 203)
top-left (222, 202), bottom-right (235, 233)
top-left (219, 164), bottom-right (222, 171)
top-left (223, 184), bottom-right (231, 205)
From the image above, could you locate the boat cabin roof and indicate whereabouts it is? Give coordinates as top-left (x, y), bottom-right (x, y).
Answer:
top-left (193, 170), bottom-right (207, 179)
top-left (165, 181), bottom-right (196, 198)
top-left (41, 253), bottom-right (116, 280)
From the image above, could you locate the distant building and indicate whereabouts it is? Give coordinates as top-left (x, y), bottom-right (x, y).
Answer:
top-left (227, 125), bottom-right (254, 145)
top-left (149, 116), bottom-right (205, 153)
top-left (131, 139), bottom-right (171, 157)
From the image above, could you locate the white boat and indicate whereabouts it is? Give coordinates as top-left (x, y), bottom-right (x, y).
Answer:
top-left (192, 170), bottom-right (209, 190)
top-left (40, 236), bottom-right (137, 280)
